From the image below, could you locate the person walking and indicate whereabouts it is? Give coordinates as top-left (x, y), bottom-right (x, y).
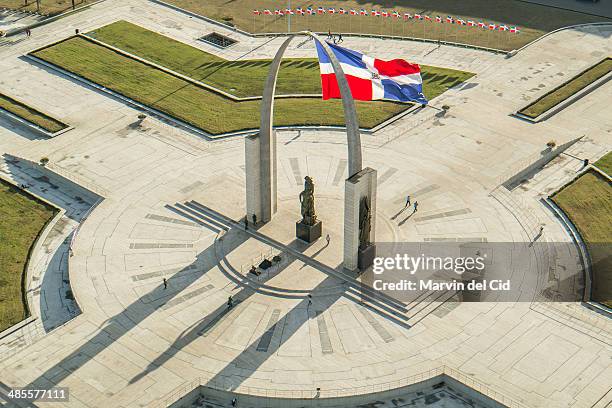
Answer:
top-left (244, 216), bottom-right (248, 230)
top-left (227, 296), bottom-right (233, 309)
top-left (231, 397), bottom-right (238, 407)
top-left (327, 29), bottom-right (332, 39)
top-left (325, 234), bottom-right (331, 245)
top-left (405, 195), bottom-right (411, 208)
top-left (413, 201), bottom-right (419, 213)
top-left (337, 33), bottom-right (343, 43)
top-left (163, 278), bottom-right (168, 290)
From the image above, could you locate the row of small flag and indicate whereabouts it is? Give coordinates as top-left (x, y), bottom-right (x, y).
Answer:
top-left (252, 8), bottom-right (520, 33)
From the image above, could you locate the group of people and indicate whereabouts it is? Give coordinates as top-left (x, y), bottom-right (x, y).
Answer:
top-left (327, 30), bottom-right (343, 44)
top-left (404, 195), bottom-right (419, 213)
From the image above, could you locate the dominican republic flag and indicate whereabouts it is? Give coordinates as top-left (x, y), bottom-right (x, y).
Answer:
top-left (489, 23), bottom-right (497, 30)
top-left (338, 8), bottom-right (346, 14)
top-left (477, 21), bottom-right (485, 28)
top-left (285, 8), bottom-right (293, 15)
top-left (306, 7), bottom-right (314, 15)
top-left (435, 16), bottom-right (442, 23)
top-left (446, 16), bottom-right (454, 23)
top-left (404, 13), bottom-right (413, 20)
top-left (360, 9), bottom-right (367, 15)
top-left (315, 41), bottom-right (427, 104)
top-left (467, 20), bottom-right (476, 27)
top-left (252, 9), bottom-right (260, 15)
top-left (263, 9), bottom-right (272, 15)
top-left (317, 7), bottom-right (325, 14)
top-left (349, 9), bottom-right (357, 15)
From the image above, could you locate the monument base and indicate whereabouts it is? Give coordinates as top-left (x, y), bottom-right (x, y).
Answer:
top-left (358, 244), bottom-right (376, 270)
top-left (296, 220), bottom-right (322, 243)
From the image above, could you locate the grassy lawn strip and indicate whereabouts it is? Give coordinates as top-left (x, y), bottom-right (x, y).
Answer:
top-left (86, 21), bottom-right (474, 100)
top-left (0, 0), bottom-right (94, 15)
top-left (0, 179), bottom-right (57, 332)
top-left (0, 93), bottom-right (67, 134)
top-left (595, 151), bottom-right (612, 176)
top-left (163, 0), bottom-right (611, 51)
top-left (32, 36), bottom-right (471, 134)
top-left (519, 58), bottom-right (612, 119)
top-left (551, 171), bottom-right (612, 308)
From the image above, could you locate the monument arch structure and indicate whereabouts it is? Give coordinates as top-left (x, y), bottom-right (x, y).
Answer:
top-left (245, 32), bottom-right (376, 270)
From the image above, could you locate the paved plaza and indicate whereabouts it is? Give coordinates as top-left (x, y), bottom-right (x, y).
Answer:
top-left (0, 1), bottom-right (611, 407)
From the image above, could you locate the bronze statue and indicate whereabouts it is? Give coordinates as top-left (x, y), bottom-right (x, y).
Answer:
top-left (299, 176), bottom-right (317, 226)
top-left (359, 197), bottom-right (371, 248)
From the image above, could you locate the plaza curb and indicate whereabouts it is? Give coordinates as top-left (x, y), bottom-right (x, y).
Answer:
top-left (24, 52), bottom-right (418, 141)
top-left (544, 165), bottom-right (612, 317)
top-left (0, 174), bottom-right (63, 339)
top-left (0, 106), bottom-right (72, 138)
top-left (512, 62), bottom-right (612, 123)
top-left (80, 32), bottom-right (322, 102)
top-left (152, 365), bottom-right (529, 408)
top-left (516, 22), bottom-right (612, 53)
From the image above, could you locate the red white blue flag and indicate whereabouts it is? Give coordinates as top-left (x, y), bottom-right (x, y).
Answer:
top-left (315, 41), bottom-right (427, 104)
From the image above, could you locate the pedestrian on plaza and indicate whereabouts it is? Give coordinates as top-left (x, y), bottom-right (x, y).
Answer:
top-left (231, 397), bottom-right (237, 406)
top-left (163, 278), bottom-right (167, 290)
top-left (244, 216), bottom-right (248, 230)
top-left (227, 296), bottom-right (233, 309)
top-left (337, 33), bottom-right (343, 43)
top-left (413, 201), bottom-right (419, 213)
top-left (25, 28), bottom-right (31, 37)
top-left (252, 213), bottom-right (257, 226)
top-left (583, 158), bottom-right (589, 168)
top-left (326, 234), bottom-right (330, 245)
top-left (405, 195), bottom-right (411, 208)
top-left (327, 29), bottom-right (332, 39)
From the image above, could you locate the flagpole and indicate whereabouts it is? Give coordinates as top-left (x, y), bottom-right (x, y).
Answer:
top-left (422, 18), bottom-right (425, 39)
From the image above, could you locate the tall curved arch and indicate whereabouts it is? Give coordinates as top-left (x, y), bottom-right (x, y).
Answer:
top-left (252, 31), bottom-right (363, 222)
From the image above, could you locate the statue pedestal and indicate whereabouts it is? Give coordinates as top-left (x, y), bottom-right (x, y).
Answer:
top-left (296, 220), bottom-right (322, 243)
top-left (358, 244), bottom-right (376, 270)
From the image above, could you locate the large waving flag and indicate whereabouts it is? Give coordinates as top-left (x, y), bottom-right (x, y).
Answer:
top-left (315, 41), bottom-right (427, 104)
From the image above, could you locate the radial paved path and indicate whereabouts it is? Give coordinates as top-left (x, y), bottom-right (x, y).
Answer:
top-left (0, 1), bottom-right (611, 407)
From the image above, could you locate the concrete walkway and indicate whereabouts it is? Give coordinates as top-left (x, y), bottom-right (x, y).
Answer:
top-left (0, 1), bottom-right (610, 407)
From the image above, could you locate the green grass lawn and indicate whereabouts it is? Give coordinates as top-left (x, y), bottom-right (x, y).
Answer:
top-left (595, 151), bottom-right (612, 176)
top-left (0, 0), bottom-right (94, 15)
top-left (0, 93), bottom-right (67, 134)
top-left (31, 27), bottom-right (473, 135)
top-left (164, 0), bottom-right (610, 51)
top-left (0, 179), bottom-right (57, 333)
top-left (86, 21), bottom-right (473, 100)
top-left (552, 170), bottom-right (612, 308)
top-left (519, 58), bottom-right (612, 119)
